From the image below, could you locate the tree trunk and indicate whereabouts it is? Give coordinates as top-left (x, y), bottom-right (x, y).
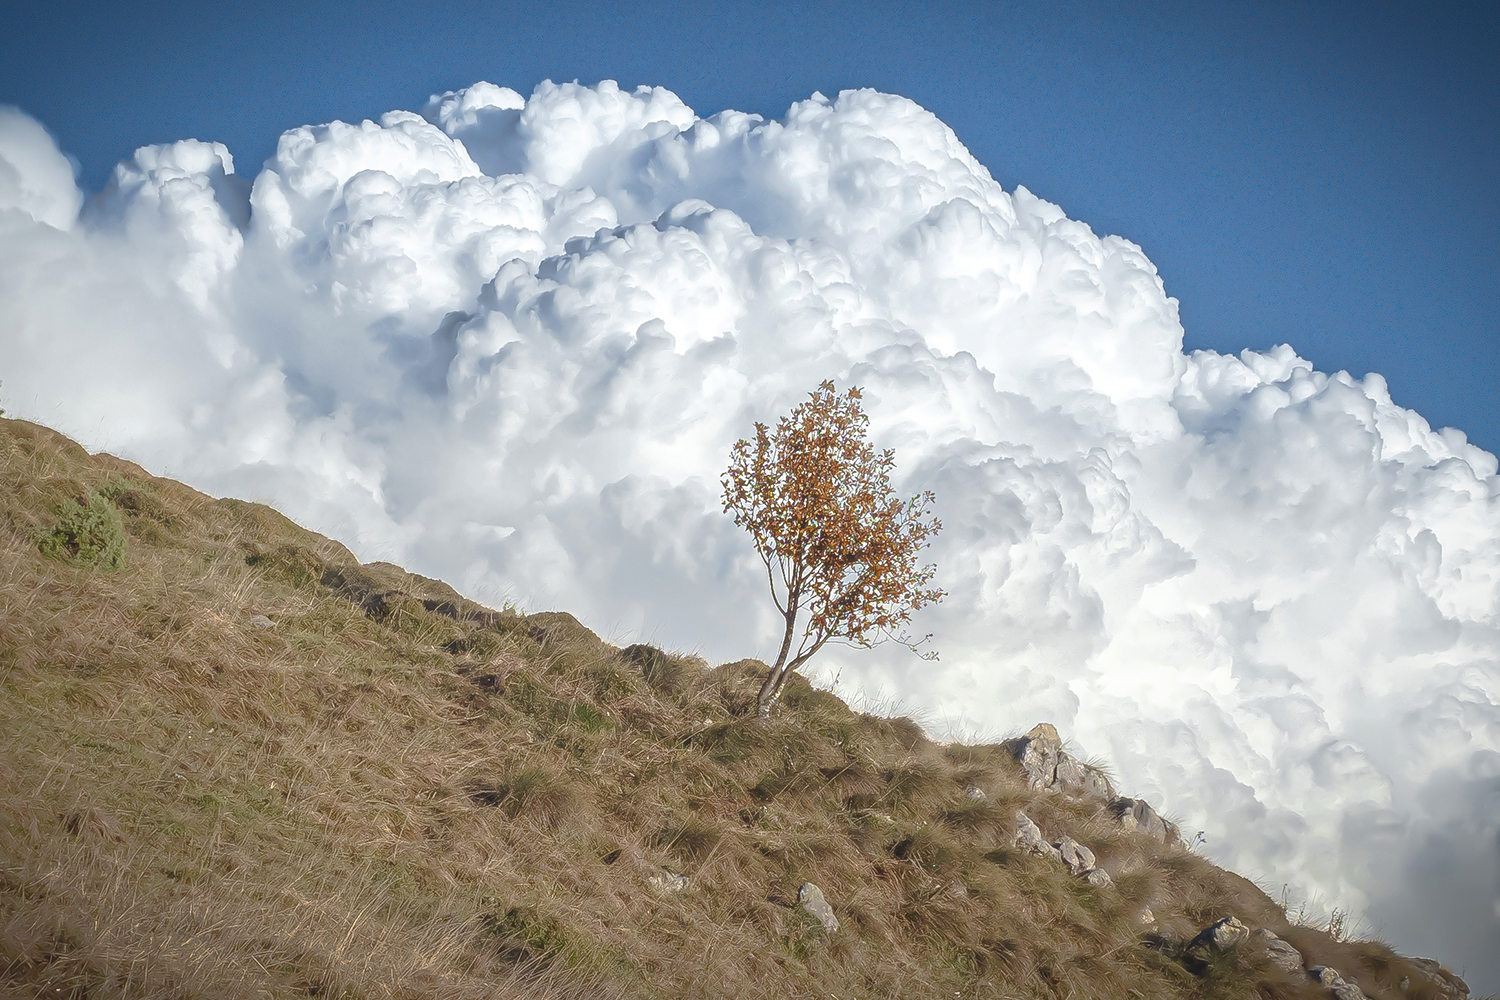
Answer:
top-left (756, 609), bottom-right (799, 720)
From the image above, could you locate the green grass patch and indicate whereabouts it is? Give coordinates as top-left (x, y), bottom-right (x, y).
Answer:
top-left (37, 488), bottom-right (127, 569)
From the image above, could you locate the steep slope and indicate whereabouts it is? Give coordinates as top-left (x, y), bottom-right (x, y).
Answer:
top-left (0, 418), bottom-right (1477, 1000)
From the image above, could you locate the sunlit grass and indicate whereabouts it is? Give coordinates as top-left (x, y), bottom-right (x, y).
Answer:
top-left (0, 417), bottom-right (1467, 1000)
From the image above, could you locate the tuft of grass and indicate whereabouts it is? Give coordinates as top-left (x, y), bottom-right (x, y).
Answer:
top-left (619, 643), bottom-right (703, 697)
top-left (469, 766), bottom-right (587, 829)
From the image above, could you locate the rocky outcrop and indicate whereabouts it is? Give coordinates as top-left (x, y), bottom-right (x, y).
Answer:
top-left (1012, 810), bottom-right (1064, 863)
top-left (1012, 811), bottom-right (1114, 889)
top-left (1185, 922), bottom-right (1388, 1000)
top-left (1006, 723), bottom-right (1184, 849)
top-left (1406, 958), bottom-right (1469, 999)
top-left (1004, 723), bottom-right (1116, 800)
top-left (1111, 796), bottom-right (1182, 847)
top-left (1054, 835), bottom-right (1095, 874)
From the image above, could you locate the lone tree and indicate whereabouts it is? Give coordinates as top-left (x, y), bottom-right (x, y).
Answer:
top-left (722, 380), bottom-right (944, 719)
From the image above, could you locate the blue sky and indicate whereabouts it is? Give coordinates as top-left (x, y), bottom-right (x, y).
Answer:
top-left (2, 0), bottom-right (1495, 453)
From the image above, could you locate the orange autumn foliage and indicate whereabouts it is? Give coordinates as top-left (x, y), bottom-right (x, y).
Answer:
top-left (721, 380), bottom-right (945, 718)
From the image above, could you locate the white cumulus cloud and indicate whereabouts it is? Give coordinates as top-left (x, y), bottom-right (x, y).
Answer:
top-left (0, 106), bottom-right (82, 230)
top-left (0, 82), bottom-right (1496, 991)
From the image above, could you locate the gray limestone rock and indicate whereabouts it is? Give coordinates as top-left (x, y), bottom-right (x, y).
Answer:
top-left (1111, 797), bottom-right (1182, 847)
top-left (964, 785), bottom-right (987, 802)
top-left (1012, 811), bottom-right (1064, 862)
top-left (798, 881), bottom-right (839, 933)
top-left (1408, 958), bottom-right (1469, 999)
top-left (248, 614), bottom-right (275, 629)
top-left (1309, 966), bottom-right (1369, 1000)
top-left (1054, 754), bottom-right (1115, 800)
top-left (647, 870), bottom-right (690, 894)
top-left (1003, 723), bottom-right (1115, 801)
top-left (1008, 723), bottom-right (1064, 790)
top-left (1081, 867), bottom-right (1114, 889)
top-left (1054, 835), bottom-right (1096, 874)
top-left (1251, 928), bottom-right (1304, 974)
top-left (1189, 916), bottom-right (1250, 952)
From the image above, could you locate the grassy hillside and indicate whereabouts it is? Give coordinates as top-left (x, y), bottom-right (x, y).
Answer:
top-left (0, 417), bottom-right (1477, 1000)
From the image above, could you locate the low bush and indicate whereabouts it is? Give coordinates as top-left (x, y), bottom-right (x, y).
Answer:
top-left (37, 488), bottom-right (126, 569)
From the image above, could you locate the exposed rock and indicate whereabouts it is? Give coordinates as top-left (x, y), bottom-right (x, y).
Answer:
top-left (1012, 811), bottom-right (1064, 862)
top-left (964, 785), bottom-right (987, 802)
top-left (1110, 796), bottom-right (1182, 847)
top-left (1054, 835), bottom-right (1096, 874)
top-left (1005, 724), bottom-right (1191, 863)
top-left (1137, 905), bottom-right (1156, 925)
top-left (798, 881), bottom-right (839, 933)
top-left (1081, 867), bottom-right (1114, 889)
top-left (1189, 916), bottom-right (1250, 952)
top-left (1408, 958), bottom-right (1469, 998)
top-left (1054, 754), bottom-right (1115, 799)
top-left (1003, 723), bottom-right (1116, 802)
top-left (1251, 928), bottom-right (1304, 974)
top-left (248, 614), bottom-right (274, 629)
top-left (646, 870), bottom-right (690, 894)
top-left (1309, 966), bottom-right (1369, 1000)
top-left (1007, 723), bottom-right (1065, 790)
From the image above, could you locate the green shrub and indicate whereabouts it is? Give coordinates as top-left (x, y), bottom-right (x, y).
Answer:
top-left (481, 905), bottom-right (570, 963)
top-left (38, 490), bottom-right (127, 569)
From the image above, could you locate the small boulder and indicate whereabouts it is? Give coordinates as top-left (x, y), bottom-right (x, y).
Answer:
top-left (1137, 905), bottom-right (1156, 925)
top-left (1054, 835), bottom-right (1096, 874)
top-left (1251, 928), bottom-right (1304, 974)
top-left (798, 881), bottom-right (839, 933)
top-left (1012, 811), bottom-right (1064, 862)
top-left (1189, 916), bottom-right (1250, 952)
top-left (1111, 796), bottom-right (1182, 846)
top-left (964, 785), bottom-right (987, 802)
top-left (248, 614), bottom-right (275, 629)
top-left (647, 871), bottom-right (690, 894)
top-left (1081, 867), bottom-right (1114, 889)
top-left (1309, 966), bottom-right (1369, 1000)
top-left (1408, 958), bottom-right (1469, 999)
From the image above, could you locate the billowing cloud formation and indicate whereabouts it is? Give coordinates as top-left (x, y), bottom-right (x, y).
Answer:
top-left (0, 107), bottom-right (81, 229)
top-left (1, 84), bottom-right (1497, 988)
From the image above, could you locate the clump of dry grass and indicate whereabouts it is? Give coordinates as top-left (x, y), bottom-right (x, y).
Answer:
top-left (0, 416), bottom-right (1478, 1000)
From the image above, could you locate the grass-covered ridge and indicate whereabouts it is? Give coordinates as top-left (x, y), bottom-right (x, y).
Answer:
top-left (0, 417), bottom-right (1477, 1000)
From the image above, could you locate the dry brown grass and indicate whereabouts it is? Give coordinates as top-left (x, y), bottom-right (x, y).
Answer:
top-left (0, 417), bottom-right (1479, 1000)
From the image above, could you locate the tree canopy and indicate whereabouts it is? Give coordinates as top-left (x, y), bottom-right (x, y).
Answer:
top-left (721, 380), bottom-right (944, 718)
